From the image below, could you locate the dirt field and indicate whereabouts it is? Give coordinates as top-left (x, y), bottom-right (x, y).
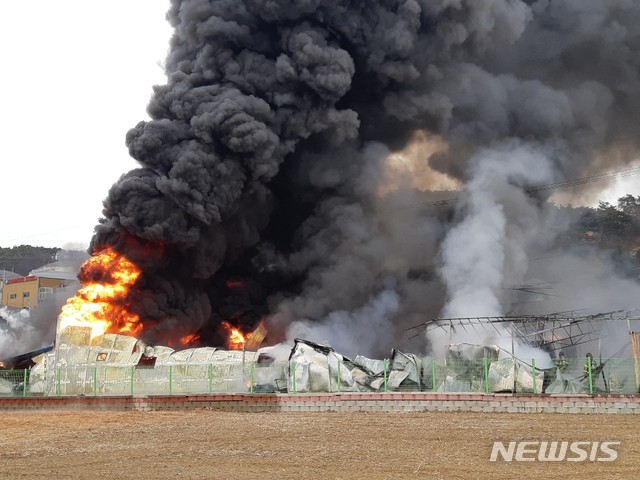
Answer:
top-left (0, 410), bottom-right (638, 480)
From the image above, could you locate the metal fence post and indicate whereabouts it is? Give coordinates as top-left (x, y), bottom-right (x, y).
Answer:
top-left (169, 365), bottom-right (173, 395)
top-left (93, 367), bottom-right (98, 396)
top-left (432, 359), bottom-right (437, 392)
top-left (337, 361), bottom-right (341, 393)
top-left (383, 359), bottom-right (388, 392)
top-left (587, 356), bottom-right (594, 394)
top-left (130, 366), bottom-right (135, 396)
top-left (532, 359), bottom-right (537, 394)
top-left (208, 363), bottom-right (213, 393)
top-left (250, 362), bottom-right (255, 394)
top-left (483, 357), bottom-right (489, 393)
top-left (56, 368), bottom-right (61, 396)
top-left (22, 369), bottom-right (28, 397)
top-left (291, 361), bottom-right (296, 393)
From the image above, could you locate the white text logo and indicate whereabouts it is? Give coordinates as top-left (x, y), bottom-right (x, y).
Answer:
top-left (489, 441), bottom-right (621, 462)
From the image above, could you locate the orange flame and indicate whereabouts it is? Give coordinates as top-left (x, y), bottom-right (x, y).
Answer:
top-left (58, 247), bottom-right (142, 340)
top-left (180, 333), bottom-right (199, 346)
top-left (225, 280), bottom-right (245, 289)
top-left (220, 321), bottom-right (268, 350)
top-left (221, 321), bottom-right (246, 350)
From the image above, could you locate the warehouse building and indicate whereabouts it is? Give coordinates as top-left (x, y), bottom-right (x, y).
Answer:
top-left (1, 260), bottom-right (79, 309)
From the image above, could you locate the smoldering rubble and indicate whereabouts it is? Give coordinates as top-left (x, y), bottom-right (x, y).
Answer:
top-left (23, 332), bottom-right (636, 397)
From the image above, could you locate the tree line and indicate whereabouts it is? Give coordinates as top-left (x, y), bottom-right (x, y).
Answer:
top-left (0, 245), bottom-right (59, 276)
top-left (579, 194), bottom-right (640, 241)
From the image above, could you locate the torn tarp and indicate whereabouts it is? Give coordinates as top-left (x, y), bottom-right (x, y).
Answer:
top-left (488, 357), bottom-right (544, 393)
top-left (288, 338), bottom-right (359, 392)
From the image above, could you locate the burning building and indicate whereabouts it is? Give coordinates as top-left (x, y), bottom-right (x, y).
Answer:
top-left (48, 0), bottom-right (640, 367)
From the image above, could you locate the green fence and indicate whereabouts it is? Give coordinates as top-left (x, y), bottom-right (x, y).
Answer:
top-left (424, 356), bottom-right (639, 395)
top-left (0, 369), bottom-right (30, 397)
top-left (1, 357), bottom-right (638, 397)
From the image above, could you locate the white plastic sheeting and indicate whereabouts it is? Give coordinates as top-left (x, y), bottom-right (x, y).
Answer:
top-left (488, 357), bottom-right (544, 393)
top-left (26, 326), bottom-right (568, 396)
top-left (288, 339), bottom-right (358, 393)
top-left (287, 339), bottom-right (425, 392)
top-left (31, 326), bottom-right (257, 396)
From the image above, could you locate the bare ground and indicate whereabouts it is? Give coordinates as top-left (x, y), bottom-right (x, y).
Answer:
top-left (0, 410), bottom-right (638, 479)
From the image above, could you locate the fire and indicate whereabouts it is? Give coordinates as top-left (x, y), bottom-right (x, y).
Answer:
top-left (220, 321), bottom-right (267, 350)
top-left (225, 280), bottom-right (245, 289)
top-left (221, 321), bottom-right (247, 350)
top-left (58, 247), bottom-right (142, 340)
top-left (180, 333), bottom-right (199, 346)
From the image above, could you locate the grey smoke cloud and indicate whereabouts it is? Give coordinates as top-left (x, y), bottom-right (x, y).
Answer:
top-left (83, 0), bottom-right (640, 355)
top-left (286, 289), bottom-right (400, 358)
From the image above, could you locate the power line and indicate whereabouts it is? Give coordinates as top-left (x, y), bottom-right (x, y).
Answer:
top-left (526, 166), bottom-right (640, 194)
top-left (424, 165), bottom-right (640, 208)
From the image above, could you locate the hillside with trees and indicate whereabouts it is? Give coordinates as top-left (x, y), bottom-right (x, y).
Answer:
top-left (554, 194), bottom-right (640, 278)
top-left (578, 195), bottom-right (640, 244)
top-left (0, 245), bottom-right (60, 276)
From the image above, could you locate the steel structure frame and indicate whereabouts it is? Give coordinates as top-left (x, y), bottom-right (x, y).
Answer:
top-left (407, 311), bottom-right (639, 353)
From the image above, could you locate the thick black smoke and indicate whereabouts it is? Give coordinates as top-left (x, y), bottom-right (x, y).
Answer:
top-left (92, 0), bottom-right (640, 355)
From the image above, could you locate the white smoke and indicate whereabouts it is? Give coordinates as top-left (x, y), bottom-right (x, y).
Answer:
top-left (0, 307), bottom-right (37, 358)
top-left (0, 286), bottom-right (76, 359)
top-left (439, 141), bottom-right (557, 318)
top-left (285, 289), bottom-right (400, 358)
top-left (425, 320), bottom-right (552, 368)
top-left (431, 141), bottom-right (561, 362)
top-left (521, 248), bottom-right (640, 359)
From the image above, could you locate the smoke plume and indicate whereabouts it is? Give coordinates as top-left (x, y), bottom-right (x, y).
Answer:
top-left (87, 0), bottom-right (640, 357)
top-left (1, 289), bottom-right (71, 359)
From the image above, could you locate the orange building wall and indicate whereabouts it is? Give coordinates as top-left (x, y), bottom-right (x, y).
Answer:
top-left (2, 276), bottom-right (69, 309)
